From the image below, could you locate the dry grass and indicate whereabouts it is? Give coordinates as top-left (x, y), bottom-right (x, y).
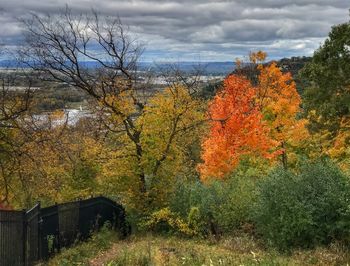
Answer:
top-left (91, 234), bottom-right (350, 266)
top-left (47, 232), bottom-right (350, 266)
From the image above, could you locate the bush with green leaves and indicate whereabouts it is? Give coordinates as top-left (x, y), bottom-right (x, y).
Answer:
top-left (253, 159), bottom-right (350, 251)
top-left (168, 174), bottom-right (256, 236)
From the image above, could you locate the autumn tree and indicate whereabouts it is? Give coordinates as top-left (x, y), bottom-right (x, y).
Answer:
top-left (257, 62), bottom-right (308, 168)
top-left (19, 8), bottom-right (206, 209)
top-left (18, 123), bottom-right (102, 207)
top-left (199, 52), bottom-right (308, 179)
top-left (198, 75), bottom-right (276, 180)
top-left (99, 84), bottom-right (205, 209)
top-left (235, 51), bottom-right (267, 85)
top-left (235, 51), bottom-right (308, 168)
top-left (0, 62), bottom-right (107, 208)
top-left (0, 67), bottom-right (34, 208)
top-left (0, 105), bottom-right (109, 208)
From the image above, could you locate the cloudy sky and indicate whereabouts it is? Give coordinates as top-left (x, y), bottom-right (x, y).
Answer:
top-left (0, 0), bottom-right (349, 61)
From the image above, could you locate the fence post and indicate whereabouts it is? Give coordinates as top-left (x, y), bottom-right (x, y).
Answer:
top-left (22, 209), bottom-right (27, 266)
top-left (37, 202), bottom-right (42, 263)
top-left (56, 202), bottom-right (62, 253)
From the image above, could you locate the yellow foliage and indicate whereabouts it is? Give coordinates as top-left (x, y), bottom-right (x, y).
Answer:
top-left (257, 62), bottom-right (309, 166)
top-left (99, 85), bottom-right (206, 210)
top-left (306, 114), bottom-right (350, 170)
top-left (140, 85), bottom-right (205, 175)
top-left (141, 207), bottom-right (199, 237)
top-left (249, 51), bottom-right (267, 64)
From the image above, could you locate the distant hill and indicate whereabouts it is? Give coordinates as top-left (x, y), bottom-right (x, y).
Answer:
top-left (275, 56), bottom-right (311, 77)
top-left (276, 56), bottom-right (311, 95)
top-left (0, 60), bottom-right (235, 75)
top-left (139, 61), bottom-right (235, 75)
top-left (232, 56), bottom-right (311, 77)
top-left (232, 56), bottom-right (311, 94)
top-left (0, 57), bottom-right (309, 78)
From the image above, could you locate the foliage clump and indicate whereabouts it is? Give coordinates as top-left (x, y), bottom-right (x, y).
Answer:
top-left (142, 168), bottom-right (257, 237)
top-left (253, 159), bottom-right (350, 251)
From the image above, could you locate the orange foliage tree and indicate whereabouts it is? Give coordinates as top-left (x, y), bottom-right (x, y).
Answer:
top-left (257, 62), bottom-right (308, 168)
top-left (198, 75), bottom-right (277, 180)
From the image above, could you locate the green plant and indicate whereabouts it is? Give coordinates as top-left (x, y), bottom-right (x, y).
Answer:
top-left (140, 208), bottom-right (199, 237)
top-left (187, 207), bottom-right (206, 234)
top-left (253, 159), bottom-right (350, 251)
top-left (107, 249), bottom-right (152, 266)
top-left (47, 235), bottom-right (56, 254)
top-left (168, 173), bottom-right (256, 236)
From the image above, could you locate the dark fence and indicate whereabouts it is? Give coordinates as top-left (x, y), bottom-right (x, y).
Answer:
top-left (0, 196), bottom-right (129, 266)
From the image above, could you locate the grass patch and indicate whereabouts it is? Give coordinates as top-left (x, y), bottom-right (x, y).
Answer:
top-left (45, 225), bottom-right (120, 266)
top-left (105, 235), bottom-right (350, 265)
top-left (47, 233), bottom-right (350, 265)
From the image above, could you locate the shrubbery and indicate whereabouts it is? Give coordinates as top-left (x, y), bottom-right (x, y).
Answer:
top-left (253, 159), bottom-right (350, 250)
top-left (142, 173), bottom-right (257, 237)
top-left (142, 158), bottom-right (350, 252)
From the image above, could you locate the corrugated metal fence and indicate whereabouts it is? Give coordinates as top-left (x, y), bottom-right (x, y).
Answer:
top-left (0, 196), bottom-right (129, 266)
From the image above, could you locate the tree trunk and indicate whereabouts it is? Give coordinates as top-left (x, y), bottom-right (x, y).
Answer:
top-left (281, 141), bottom-right (288, 169)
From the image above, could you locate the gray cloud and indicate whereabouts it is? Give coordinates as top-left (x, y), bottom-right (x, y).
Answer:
top-left (0, 0), bottom-right (348, 61)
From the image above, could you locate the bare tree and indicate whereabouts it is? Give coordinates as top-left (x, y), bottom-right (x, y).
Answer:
top-left (19, 8), bottom-right (206, 201)
top-left (155, 62), bottom-right (205, 96)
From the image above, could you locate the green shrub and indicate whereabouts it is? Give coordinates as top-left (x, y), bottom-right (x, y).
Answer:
top-left (187, 207), bottom-right (206, 234)
top-left (253, 159), bottom-right (350, 251)
top-left (140, 207), bottom-right (200, 237)
top-left (168, 174), bottom-right (256, 236)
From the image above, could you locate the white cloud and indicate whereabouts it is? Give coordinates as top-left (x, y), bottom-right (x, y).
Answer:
top-left (0, 0), bottom-right (348, 61)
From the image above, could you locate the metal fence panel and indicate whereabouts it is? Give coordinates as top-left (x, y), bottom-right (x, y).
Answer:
top-left (0, 210), bottom-right (24, 266)
top-left (25, 204), bottom-right (40, 266)
top-left (78, 198), bottom-right (101, 240)
top-left (40, 204), bottom-right (59, 260)
top-left (0, 196), bottom-right (129, 265)
top-left (58, 201), bottom-right (79, 247)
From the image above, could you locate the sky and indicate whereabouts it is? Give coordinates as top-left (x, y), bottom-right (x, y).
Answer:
top-left (0, 0), bottom-right (349, 62)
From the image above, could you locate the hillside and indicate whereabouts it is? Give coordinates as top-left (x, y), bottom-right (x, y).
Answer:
top-left (276, 56), bottom-right (311, 77)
